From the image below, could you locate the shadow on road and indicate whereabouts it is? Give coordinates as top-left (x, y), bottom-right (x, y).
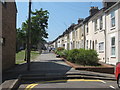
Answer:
top-left (2, 60), bottom-right (71, 82)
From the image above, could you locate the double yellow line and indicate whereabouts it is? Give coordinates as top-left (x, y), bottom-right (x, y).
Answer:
top-left (24, 79), bottom-right (104, 90)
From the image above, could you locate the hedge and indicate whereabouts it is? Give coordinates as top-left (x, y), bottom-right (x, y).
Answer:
top-left (55, 48), bottom-right (99, 66)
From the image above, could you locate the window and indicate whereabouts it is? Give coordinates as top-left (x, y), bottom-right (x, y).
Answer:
top-left (95, 40), bottom-right (97, 50)
top-left (0, 0), bottom-right (6, 5)
top-left (111, 11), bottom-right (115, 27)
top-left (0, 37), bottom-right (5, 46)
top-left (76, 30), bottom-right (78, 39)
top-left (73, 31), bottom-right (75, 39)
top-left (94, 19), bottom-right (98, 32)
top-left (86, 40), bottom-right (88, 49)
top-left (86, 24), bottom-right (88, 34)
top-left (92, 41), bottom-right (94, 50)
top-left (0, 0), bottom-right (5, 4)
top-left (90, 40), bottom-right (91, 49)
top-left (111, 37), bottom-right (115, 56)
top-left (100, 16), bottom-right (103, 30)
top-left (99, 42), bottom-right (104, 52)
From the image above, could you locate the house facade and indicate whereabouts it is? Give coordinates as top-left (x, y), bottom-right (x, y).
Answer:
top-left (105, 2), bottom-right (120, 65)
top-left (51, 1), bottom-right (120, 65)
top-left (0, 1), bottom-right (17, 71)
top-left (86, 8), bottom-right (106, 63)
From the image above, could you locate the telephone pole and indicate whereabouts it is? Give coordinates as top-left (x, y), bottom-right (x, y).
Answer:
top-left (27, 0), bottom-right (31, 71)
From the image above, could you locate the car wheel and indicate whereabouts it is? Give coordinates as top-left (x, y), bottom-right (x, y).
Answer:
top-left (117, 75), bottom-right (120, 88)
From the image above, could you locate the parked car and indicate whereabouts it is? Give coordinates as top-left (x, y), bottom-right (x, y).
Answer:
top-left (115, 62), bottom-right (120, 88)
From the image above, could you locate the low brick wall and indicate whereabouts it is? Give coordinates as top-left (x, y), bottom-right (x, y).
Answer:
top-left (76, 67), bottom-right (114, 74)
top-left (63, 59), bottom-right (114, 74)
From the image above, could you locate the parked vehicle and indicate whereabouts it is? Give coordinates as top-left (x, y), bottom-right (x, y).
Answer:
top-left (115, 62), bottom-right (120, 88)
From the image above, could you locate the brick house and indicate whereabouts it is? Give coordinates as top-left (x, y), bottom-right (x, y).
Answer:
top-left (0, 1), bottom-right (17, 71)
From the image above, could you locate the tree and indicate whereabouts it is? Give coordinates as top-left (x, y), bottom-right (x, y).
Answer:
top-left (16, 28), bottom-right (26, 52)
top-left (21, 8), bottom-right (49, 50)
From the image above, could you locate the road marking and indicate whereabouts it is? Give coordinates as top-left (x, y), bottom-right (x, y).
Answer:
top-left (24, 79), bottom-right (105, 90)
top-left (25, 84), bottom-right (38, 90)
top-left (109, 85), bottom-right (115, 89)
top-left (100, 80), bottom-right (106, 84)
top-left (28, 84), bottom-right (38, 90)
top-left (25, 84), bottom-right (34, 90)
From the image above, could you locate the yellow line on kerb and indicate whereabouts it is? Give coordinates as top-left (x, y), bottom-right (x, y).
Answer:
top-left (24, 79), bottom-right (104, 90)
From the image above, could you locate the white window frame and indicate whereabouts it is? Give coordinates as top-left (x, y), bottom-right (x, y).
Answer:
top-left (99, 42), bottom-right (104, 53)
top-left (111, 11), bottom-right (115, 28)
top-left (111, 37), bottom-right (116, 57)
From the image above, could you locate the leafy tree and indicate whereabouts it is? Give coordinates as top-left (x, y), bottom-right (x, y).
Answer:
top-left (17, 8), bottom-right (49, 51)
top-left (30, 8), bottom-right (49, 46)
top-left (16, 28), bottom-right (26, 52)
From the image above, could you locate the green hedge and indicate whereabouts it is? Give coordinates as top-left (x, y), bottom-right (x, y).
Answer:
top-left (75, 49), bottom-right (99, 66)
top-left (55, 48), bottom-right (99, 66)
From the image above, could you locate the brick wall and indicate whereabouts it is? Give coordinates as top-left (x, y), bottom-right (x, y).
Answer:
top-left (2, 2), bottom-right (17, 71)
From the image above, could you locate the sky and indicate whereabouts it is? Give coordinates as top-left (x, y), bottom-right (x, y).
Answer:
top-left (16, 2), bottom-right (103, 42)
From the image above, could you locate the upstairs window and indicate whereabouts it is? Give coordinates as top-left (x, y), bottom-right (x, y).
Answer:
top-left (94, 19), bottom-right (98, 32)
top-left (86, 23), bottom-right (89, 34)
top-left (100, 16), bottom-right (103, 30)
top-left (111, 11), bottom-right (115, 27)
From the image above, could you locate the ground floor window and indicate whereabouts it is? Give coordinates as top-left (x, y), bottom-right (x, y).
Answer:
top-left (111, 37), bottom-right (115, 57)
top-left (86, 40), bottom-right (88, 49)
top-left (99, 42), bottom-right (104, 53)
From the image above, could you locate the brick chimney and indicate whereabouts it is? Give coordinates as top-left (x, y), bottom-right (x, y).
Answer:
top-left (78, 18), bottom-right (84, 24)
top-left (89, 7), bottom-right (99, 16)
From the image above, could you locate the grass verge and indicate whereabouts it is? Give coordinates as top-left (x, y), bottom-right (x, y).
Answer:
top-left (16, 50), bottom-right (40, 64)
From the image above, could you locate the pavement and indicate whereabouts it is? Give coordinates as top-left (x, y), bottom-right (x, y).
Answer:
top-left (1, 51), bottom-right (116, 89)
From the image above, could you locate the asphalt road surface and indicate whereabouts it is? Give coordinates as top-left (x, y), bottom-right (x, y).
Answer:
top-left (18, 52), bottom-right (119, 90)
top-left (18, 79), bottom-right (119, 90)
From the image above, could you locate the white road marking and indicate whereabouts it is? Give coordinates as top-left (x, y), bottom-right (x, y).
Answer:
top-left (109, 85), bottom-right (115, 89)
top-left (100, 80), bottom-right (106, 84)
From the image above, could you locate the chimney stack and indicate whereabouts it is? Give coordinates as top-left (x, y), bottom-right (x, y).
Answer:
top-left (89, 7), bottom-right (99, 16)
top-left (78, 18), bottom-right (84, 24)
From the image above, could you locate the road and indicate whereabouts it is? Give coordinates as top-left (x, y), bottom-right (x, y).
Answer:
top-left (18, 52), bottom-right (119, 90)
top-left (19, 79), bottom-right (118, 90)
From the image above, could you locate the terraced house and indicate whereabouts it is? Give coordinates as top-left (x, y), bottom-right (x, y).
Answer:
top-left (51, 1), bottom-right (120, 65)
